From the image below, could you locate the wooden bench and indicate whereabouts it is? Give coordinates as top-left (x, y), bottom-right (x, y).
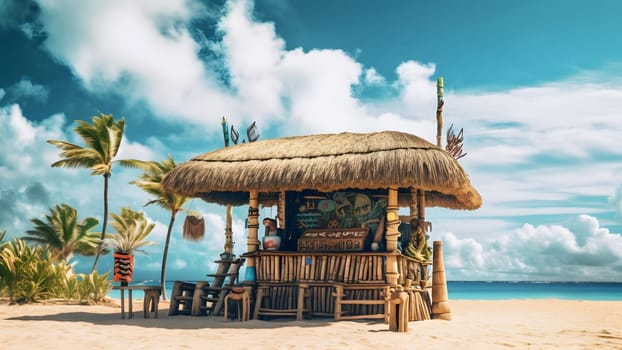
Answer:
top-left (332, 283), bottom-right (391, 322)
top-left (253, 282), bottom-right (311, 320)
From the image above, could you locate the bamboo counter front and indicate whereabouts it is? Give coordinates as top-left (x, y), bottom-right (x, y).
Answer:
top-left (244, 251), bottom-right (399, 319)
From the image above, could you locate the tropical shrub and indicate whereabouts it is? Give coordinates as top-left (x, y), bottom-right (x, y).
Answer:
top-left (75, 271), bottom-right (112, 304)
top-left (0, 237), bottom-right (111, 304)
top-left (0, 239), bottom-right (57, 302)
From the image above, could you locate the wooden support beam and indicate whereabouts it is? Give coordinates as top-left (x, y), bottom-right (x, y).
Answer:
top-left (245, 190), bottom-right (260, 281)
top-left (385, 187), bottom-right (400, 287)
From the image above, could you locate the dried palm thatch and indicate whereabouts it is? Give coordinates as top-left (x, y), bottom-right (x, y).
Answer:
top-left (162, 131), bottom-right (482, 210)
top-left (182, 211), bottom-right (205, 241)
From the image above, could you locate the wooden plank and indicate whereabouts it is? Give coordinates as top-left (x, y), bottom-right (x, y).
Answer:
top-left (298, 257), bottom-right (304, 281)
top-left (327, 256), bottom-right (336, 281)
top-left (319, 256), bottom-right (327, 281)
top-left (275, 255), bottom-right (280, 282)
top-left (311, 256), bottom-right (317, 281)
top-left (344, 256), bottom-right (352, 283)
top-left (339, 314), bottom-right (385, 320)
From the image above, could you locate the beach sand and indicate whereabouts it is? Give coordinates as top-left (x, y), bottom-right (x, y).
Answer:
top-left (0, 299), bottom-right (620, 349)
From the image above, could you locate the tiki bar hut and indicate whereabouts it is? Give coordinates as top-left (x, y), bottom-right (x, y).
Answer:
top-left (162, 130), bottom-right (481, 324)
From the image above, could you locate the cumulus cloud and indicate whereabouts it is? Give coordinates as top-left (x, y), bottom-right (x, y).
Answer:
top-left (8, 79), bottom-right (49, 103)
top-left (396, 61), bottom-right (437, 112)
top-left (35, 0), bottom-right (235, 130)
top-left (0, 104), bottom-right (64, 234)
top-left (442, 215), bottom-right (622, 281)
top-left (364, 68), bottom-right (386, 85)
top-left (611, 184), bottom-right (622, 219)
top-left (31, 0), bottom-right (440, 138)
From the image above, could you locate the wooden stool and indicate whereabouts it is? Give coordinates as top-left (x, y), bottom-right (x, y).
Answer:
top-left (224, 289), bottom-right (250, 321)
top-left (143, 287), bottom-right (161, 319)
top-left (389, 288), bottom-right (409, 332)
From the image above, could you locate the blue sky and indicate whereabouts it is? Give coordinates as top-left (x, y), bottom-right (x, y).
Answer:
top-left (1, 0), bottom-right (621, 282)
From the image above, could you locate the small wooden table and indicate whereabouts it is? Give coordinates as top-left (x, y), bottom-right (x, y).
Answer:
top-left (112, 285), bottom-right (162, 319)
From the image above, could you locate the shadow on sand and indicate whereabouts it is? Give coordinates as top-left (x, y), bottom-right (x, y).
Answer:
top-left (8, 309), bottom-right (384, 331)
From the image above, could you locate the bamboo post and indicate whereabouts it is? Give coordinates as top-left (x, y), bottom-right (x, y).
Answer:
top-left (224, 205), bottom-right (234, 257)
top-left (245, 190), bottom-right (260, 281)
top-left (410, 187), bottom-right (418, 219)
top-left (278, 191), bottom-right (286, 229)
top-left (385, 187), bottom-right (400, 287)
top-left (431, 240), bottom-right (451, 320)
top-left (417, 189), bottom-right (425, 227)
top-left (436, 77), bottom-right (444, 148)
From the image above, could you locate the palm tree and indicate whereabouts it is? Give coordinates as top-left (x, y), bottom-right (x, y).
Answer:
top-left (101, 207), bottom-right (156, 285)
top-left (129, 156), bottom-right (188, 300)
top-left (47, 113), bottom-right (132, 271)
top-left (22, 203), bottom-right (100, 262)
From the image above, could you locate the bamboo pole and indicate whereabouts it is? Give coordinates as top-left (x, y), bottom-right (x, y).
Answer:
top-left (436, 77), bottom-right (444, 148)
top-left (417, 189), bottom-right (425, 227)
top-left (410, 187), bottom-right (418, 219)
top-left (385, 187), bottom-right (400, 287)
top-left (278, 191), bottom-right (286, 229)
top-left (431, 240), bottom-right (451, 320)
top-left (245, 190), bottom-right (260, 281)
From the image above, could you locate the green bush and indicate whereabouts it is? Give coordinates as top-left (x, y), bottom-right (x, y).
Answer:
top-left (0, 238), bottom-right (111, 304)
top-left (0, 239), bottom-right (54, 303)
top-left (75, 271), bottom-right (112, 304)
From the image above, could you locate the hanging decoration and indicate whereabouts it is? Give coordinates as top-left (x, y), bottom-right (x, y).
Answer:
top-left (183, 210), bottom-right (205, 241)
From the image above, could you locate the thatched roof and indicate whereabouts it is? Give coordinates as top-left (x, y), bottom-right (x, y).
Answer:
top-left (162, 131), bottom-right (482, 210)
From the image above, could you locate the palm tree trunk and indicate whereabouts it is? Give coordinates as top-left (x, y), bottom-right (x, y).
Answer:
top-left (160, 211), bottom-right (176, 301)
top-left (91, 174), bottom-right (110, 272)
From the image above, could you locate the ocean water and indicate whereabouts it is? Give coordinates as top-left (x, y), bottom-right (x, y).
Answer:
top-left (107, 281), bottom-right (622, 301)
top-left (448, 281), bottom-right (622, 300)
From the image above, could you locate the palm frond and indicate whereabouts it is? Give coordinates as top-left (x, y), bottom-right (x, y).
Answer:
top-left (108, 117), bottom-right (125, 159)
top-left (101, 208), bottom-right (155, 255)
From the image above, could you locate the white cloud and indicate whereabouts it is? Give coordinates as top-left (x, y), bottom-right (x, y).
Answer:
top-left (36, 0), bottom-right (236, 131)
top-left (32, 0), bottom-right (440, 138)
top-left (396, 60), bottom-right (437, 113)
top-left (9, 79), bottom-right (49, 102)
top-left (442, 215), bottom-right (622, 281)
top-left (0, 88), bottom-right (5, 100)
top-left (218, 0), bottom-right (285, 121)
top-left (611, 184), bottom-right (622, 219)
top-left (364, 68), bottom-right (386, 85)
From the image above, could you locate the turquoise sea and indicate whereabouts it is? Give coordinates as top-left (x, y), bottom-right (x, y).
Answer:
top-left (108, 281), bottom-right (622, 301)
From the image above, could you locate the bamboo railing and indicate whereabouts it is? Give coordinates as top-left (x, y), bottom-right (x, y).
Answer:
top-left (246, 251), bottom-right (394, 318)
